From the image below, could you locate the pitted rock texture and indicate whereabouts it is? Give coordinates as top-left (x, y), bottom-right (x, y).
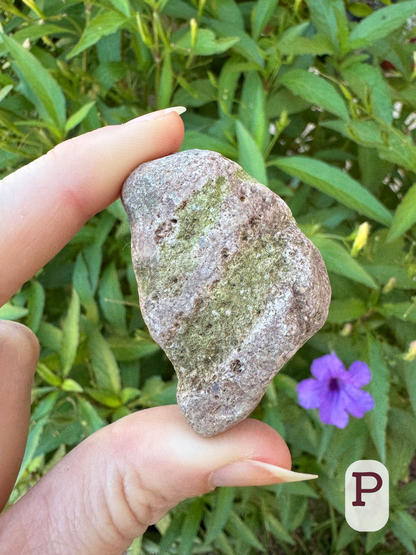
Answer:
top-left (121, 149), bottom-right (331, 437)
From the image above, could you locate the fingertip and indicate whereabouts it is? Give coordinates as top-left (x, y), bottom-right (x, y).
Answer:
top-left (0, 320), bottom-right (40, 375)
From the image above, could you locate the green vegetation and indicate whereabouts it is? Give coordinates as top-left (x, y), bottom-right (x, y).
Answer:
top-left (1, 0), bottom-right (416, 553)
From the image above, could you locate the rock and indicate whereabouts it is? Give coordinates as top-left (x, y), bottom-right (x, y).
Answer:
top-left (121, 149), bottom-right (331, 437)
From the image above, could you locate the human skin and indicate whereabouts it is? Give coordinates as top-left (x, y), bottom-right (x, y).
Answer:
top-left (0, 108), bottom-right (315, 555)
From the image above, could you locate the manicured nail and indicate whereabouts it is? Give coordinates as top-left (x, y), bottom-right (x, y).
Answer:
top-left (210, 460), bottom-right (318, 488)
top-left (125, 106), bottom-right (186, 124)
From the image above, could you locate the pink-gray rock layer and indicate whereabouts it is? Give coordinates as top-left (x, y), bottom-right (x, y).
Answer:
top-left (121, 149), bottom-right (331, 436)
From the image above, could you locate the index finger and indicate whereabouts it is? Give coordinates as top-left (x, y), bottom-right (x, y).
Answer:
top-left (0, 110), bottom-right (185, 306)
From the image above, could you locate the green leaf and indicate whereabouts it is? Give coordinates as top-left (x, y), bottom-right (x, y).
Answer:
top-left (66, 10), bottom-right (127, 60)
top-left (387, 182), bottom-right (416, 242)
top-left (0, 302), bottom-right (29, 320)
top-left (404, 359), bottom-right (416, 419)
top-left (311, 236), bottom-right (378, 289)
top-left (0, 32), bottom-right (66, 130)
top-left (85, 387), bottom-right (122, 408)
top-left (179, 498), bottom-right (205, 555)
top-left (173, 78), bottom-right (217, 108)
top-left (278, 69), bottom-right (349, 121)
top-left (265, 513), bottom-right (295, 545)
top-left (32, 390), bottom-right (61, 421)
top-left (204, 488), bottom-right (235, 544)
top-left (217, 0), bottom-right (245, 30)
top-left (204, 18), bottom-right (264, 67)
top-left (17, 391), bottom-right (60, 481)
top-left (215, 533), bottom-right (236, 555)
top-left (399, 479), bottom-right (416, 505)
top-left (278, 33), bottom-right (335, 56)
top-left (363, 333), bottom-right (389, 463)
top-left (159, 511), bottom-right (185, 555)
top-left (272, 156), bottom-right (393, 226)
top-left (107, 198), bottom-right (129, 223)
top-left (73, 252), bottom-right (99, 323)
top-left (239, 72), bottom-right (267, 152)
top-left (175, 28), bottom-right (239, 56)
top-left (391, 510), bottom-right (416, 554)
top-left (37, 322), bottom-right (63, 352)
top-left (83, 244), bottom-right (103, 295)
top-left (226, 511), bottom-right (266, 552)
top-left (78, 397), bottom-right (107, 434)
top-left (305, 0), bottom-right (349, 52)
top-left (0, 24), bottom-right (77, 58)
top-left (236, 120), bottom-right (268, 186)
top-left (365, 527), bottom-right (387, 552)
top-left (34, 418), bottom-right (85, 457)
top-left (121, 387), bottom-right (141, 404)
top-left (0, 84), bottom-right (13, 102)
top-left (387, 409), bottom-right (416, 483)
top-left (37, 362), bottom-right (62, 387)
top-left (84, 320), bottom-right (121, 393)
top-left (180, 131), bottom-right (238, 158)
top-left (62, 378), bottom-right (83, 392)
top-left (377, 302), bottom-right (416, 323)
top-left (251, 0), bottom-right (279, 41)
top-left (267, 87), bottom-right (311, 117)
top-left (341, 63), bottom-right (392, 124)
top-left (98, 262), bottom-right (127, 335)
top-left (26, 281), bottom-right (45, 333)
top-left (335, 521), bottom-right (359, 551)
top-left (107, 333), bottom-right (159, 361)
top-left (16, 416), bottom-right (48, 482)
top-left (348, 0), bottom-right (416, 49)
top-left (327, 298), bottom-right (367, 324)
top-left (217, 55), bottom-right (242, 116)
top-left (157, 49), bottom-right (173, 110)
top-left (348, 3), bottom-right (373, 17)
top-left (109, 0), bottom-right (130, 17)
top-left (64, 101), bottom-right (96, 133)
top-left (394, 511), bottom-right (416, 545)
top-left (323, 119), bottom-right (416, 174)
top-left (60, 288), bottom-right (80, 377)
top-left (280, 496), bottom-right (308, 531)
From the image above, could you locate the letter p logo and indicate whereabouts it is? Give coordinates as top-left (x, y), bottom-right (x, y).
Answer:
top-left (345, 460), bottom-right (389, 532)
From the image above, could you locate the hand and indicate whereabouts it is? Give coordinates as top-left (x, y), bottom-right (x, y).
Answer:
top-left (0, 109), bottom-right (314, 555)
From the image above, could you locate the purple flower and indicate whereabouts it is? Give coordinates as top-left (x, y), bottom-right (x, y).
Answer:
top-left (296, 352), bottom-right (374, 429)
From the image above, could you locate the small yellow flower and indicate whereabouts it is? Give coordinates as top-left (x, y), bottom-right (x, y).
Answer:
top-left (351, 222), bottom-right (370, 257)
top-left (341, 323), bottom-right (353, 336)
top-left (190, 18), bottom-right (198, 49)
top-left (382, 276), bottom-right (397, 295)
top-left (403, 340), bottom-right (416, 362)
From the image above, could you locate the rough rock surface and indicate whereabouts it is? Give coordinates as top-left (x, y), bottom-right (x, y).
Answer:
top-left (121, 149), bottom-right (331, 436)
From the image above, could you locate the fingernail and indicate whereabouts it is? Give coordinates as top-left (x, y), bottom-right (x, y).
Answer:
top-left (125, 106), bottom-right (187, 124)
top-left (209, 460), bottom-right (318, 488)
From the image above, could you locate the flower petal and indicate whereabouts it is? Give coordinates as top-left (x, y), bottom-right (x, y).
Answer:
top-left (297, 379), bottom-right (324, 409)
top-left (346, 361), bottom-right (372, 387)
top-left (318, 388), bottom-right (349, 428)
top-left (343, 384), bottom-right (375, 418)
top-left (311, 352), bottom-right (347, 382)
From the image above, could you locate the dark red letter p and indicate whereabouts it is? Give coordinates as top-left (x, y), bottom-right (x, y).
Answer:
top-left (352, 472), bottom-right (383, 506)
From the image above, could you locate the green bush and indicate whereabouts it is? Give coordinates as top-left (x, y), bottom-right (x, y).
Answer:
top-left (1, 0), bottom-right (416, 552)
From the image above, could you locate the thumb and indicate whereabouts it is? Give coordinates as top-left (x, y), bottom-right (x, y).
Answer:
top-left (0, 405), bottom-right (316, 555)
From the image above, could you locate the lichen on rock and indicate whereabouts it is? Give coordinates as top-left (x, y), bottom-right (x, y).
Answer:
top-left (121, 149), bottom-right (331, 437)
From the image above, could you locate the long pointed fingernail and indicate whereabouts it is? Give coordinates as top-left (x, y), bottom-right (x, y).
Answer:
top-left (125, 106), bottom-right (187, 124)
top-left (209, 460), bottom-right (318, 488)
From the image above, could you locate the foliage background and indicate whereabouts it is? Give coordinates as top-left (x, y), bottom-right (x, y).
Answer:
top-left (1, 0), bottom-right (416, 552)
